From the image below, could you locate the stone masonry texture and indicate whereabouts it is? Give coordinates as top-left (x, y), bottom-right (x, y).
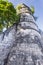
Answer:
top-left (0, 4), bottom-right (43, 65)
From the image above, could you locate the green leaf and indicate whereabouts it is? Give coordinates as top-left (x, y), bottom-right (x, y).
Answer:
top-left (0, 0), bottom-right (19, 32)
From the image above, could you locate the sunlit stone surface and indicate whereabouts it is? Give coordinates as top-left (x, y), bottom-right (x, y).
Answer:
top-left (0, 4), bottom-right (43, 65)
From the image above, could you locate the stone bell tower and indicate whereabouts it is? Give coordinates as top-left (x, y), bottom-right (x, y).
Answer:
top-left (18, 3), bottom-right (40, 37)
top-left (6, 4), bottom-right (43, 65)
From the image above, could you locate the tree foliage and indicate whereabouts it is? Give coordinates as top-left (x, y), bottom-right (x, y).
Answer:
top-left (16, 4), bottom-right (22, 14)
top-left (0, 0), bottom-right (19, 32)
top-left (30, 6), bottom-right (35, 14)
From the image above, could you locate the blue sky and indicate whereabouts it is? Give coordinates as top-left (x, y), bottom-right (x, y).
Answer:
top-left (9, 0), bottom-right (43, 31)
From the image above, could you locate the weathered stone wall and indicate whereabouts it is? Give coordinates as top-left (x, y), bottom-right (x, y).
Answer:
top-left (0, 25), bottom-right (16, 65)
top-left (0, 8), bottom-right (43, 65)
top-left (7, 13), bottom-right (43, 65)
